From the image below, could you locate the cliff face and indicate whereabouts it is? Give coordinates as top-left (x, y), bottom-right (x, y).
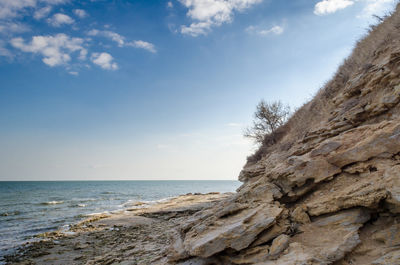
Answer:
top-left (169, 5), bottom-right (400, 265)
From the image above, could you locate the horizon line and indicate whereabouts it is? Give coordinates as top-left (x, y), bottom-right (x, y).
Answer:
top-left (0, 179), bottom-right (240, 182)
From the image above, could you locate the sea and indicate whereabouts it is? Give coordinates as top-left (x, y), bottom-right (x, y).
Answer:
top-left (0, 180), bottom-right (241, 263)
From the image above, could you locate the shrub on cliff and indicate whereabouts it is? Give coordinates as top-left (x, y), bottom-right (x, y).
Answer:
top-left (244, 100), bottom-right (290, 144)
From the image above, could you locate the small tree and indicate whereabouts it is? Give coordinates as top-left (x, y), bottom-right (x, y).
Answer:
top-left (244, 100), bottom-right (290, 144)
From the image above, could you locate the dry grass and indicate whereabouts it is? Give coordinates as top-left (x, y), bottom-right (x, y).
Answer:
top-left (247, 2), bottom-right (400, 163)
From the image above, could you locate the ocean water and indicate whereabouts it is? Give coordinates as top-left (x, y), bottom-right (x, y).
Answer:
top-left (0, 180), bottom-right (241, 262)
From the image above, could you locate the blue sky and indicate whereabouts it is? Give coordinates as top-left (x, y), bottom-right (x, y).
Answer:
top-left (0, 0), bottom-right (396, 180)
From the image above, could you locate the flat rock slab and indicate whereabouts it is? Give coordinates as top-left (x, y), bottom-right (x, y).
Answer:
top-left (95, 215), bottom-right (156, 228)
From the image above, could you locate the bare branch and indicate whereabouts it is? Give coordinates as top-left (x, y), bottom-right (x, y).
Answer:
top-left (244, 100), bottom-right (290, 144)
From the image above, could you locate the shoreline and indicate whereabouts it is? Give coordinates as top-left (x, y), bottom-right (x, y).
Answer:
top-left (4, 192), bottom-right (233, 265)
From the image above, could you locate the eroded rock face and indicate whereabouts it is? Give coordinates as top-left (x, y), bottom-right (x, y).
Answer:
top-left (181, 203), bottom-right (282, 258)
top-left (168, 5), bottom-right (400, 264)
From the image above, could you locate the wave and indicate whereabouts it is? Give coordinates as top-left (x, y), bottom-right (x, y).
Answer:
top-left (86, 211), bottom-right (111, 216)
top-left (40, 201), bottom-right (64, 205)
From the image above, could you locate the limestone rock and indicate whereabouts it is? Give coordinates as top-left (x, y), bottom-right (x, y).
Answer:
top-left (182, 203), bottom-right (282, 258)
top-left (290, 206), bottom-right (310, 224)
top-left (269, 234), bottom-right (290, 258)
top-left (168, 6), bottom-right (400, 265)
top-left (250, 218), bottom-right (290, 247)
top-left (226, 245), bottom-right (270, 264)
top-left (327, 122), bottom-right (400, 168)
top-left (372, 250), bottom-right (400, 265)
top-left (259, 209), bottom-right (370, 265)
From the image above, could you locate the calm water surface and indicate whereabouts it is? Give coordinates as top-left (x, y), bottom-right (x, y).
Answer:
top-left (0, 180), bottom-right (241, 262)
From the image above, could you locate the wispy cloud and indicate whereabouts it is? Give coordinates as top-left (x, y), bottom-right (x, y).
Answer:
top-left (91, 52), bottom-right (118, 70)
top-left (88, 29), bottom-right (125, 47)
top-left (47, 13), bottom-right (74, 27)
top-left (0, 22), bottom-right (30, 34)
top-left (179, 0), bottom-right (263, 37)
top-left (246, 24), bottom-right (284, 36)
top-left (126, 40), bottom-right (157, 53)
top-left (34, 6), bottom-right (52, 20)
top-left (88, 29), bottom-right (157, 53)
top-left (73, 9), bottom-right (87, 18)
top-left (68, 71), bottom-right (79, 76)
top-left (10, 34), bottom-right (87, 67)
top-left (357, 0), bottom-right (395, 18)
top-left (0, 0), bottom-right (67, 20)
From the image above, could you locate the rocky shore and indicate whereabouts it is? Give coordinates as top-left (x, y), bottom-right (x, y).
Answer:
top-left (6, 4), bottom-right (400, 265)
top-left (5, 193), bottom-right (232, 265)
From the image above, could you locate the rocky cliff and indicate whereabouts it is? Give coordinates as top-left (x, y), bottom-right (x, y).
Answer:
top-left (169, 4), bottom-right (400, 265)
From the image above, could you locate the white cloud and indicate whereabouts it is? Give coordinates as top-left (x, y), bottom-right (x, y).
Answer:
top-left (167, 1), bottom-right (174, 8)
top-left (127, 40), bottom-right (157, 53)
top-left (91, 52), bottom-right (118, 70)
top-left (261, 25), bottom-right (284, 35)
top-left (10, 33), bottom-right (87, 67)
top-left (0, 22), bottom-right (30, 34)
top-left (88, 29), bottom-right (157, 53)
top-left (181, 21), bottom-right (212, 36)
top-left (246, 24), bottom-right (284, 36)
top-left (68, 71), bottom-right (78, 75)
top-left (314, 0), bottom-right (354, 15)
top-left (358, 0), bottom-right (395, 18)
top-left (88, 29), bottom-right (125, 47)
top-left (73, 9), bottom-right (87, 18)
top-left (314, 0), bottom-right (396, 17)
top-left (34, 6), bottom-right (52, 20)
top-left (0, 0), bottom-right (37, 20)
top-left (0, 0), bottom-right (67, 20)
top-left (179, 0), bottom-right (263, 37)
top-left (47, 13), bottom-right (74, 27)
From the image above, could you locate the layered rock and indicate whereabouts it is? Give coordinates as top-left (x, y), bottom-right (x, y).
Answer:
top-left (168, 4), bottom-right (400, 264)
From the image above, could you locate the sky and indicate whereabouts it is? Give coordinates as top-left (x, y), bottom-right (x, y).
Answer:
top-left (0, 0), bottom-right (397, 181)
